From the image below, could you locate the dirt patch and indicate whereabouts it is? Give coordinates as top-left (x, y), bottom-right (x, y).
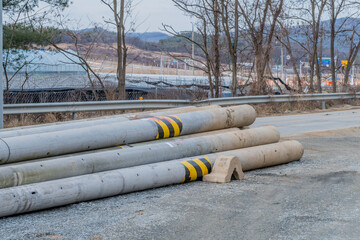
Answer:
top-left (283, 126), bottom-right (360, 140)
top-left (254, 101), bottom-right (360, 117)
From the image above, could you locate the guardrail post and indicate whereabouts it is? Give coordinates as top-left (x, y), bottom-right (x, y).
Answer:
top-left (321, 101), bottom-right (326, 110)
top-left (72, 112), bottom-right (77, 120)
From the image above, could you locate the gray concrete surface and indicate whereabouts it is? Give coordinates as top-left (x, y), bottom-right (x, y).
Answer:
top-left (1, 109), bottom-right (359, 239)
top-left (254, 108), bottom-right (360, 136)
top-left (0, 133), bottom-right (359, 240)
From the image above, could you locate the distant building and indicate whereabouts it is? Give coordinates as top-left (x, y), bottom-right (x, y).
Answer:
top-left (5, 49), bottom-right (85, 73)
top-left (2, 49), bottom-right (234, 103)
top-left (4, 49), bottom-right (89, 90)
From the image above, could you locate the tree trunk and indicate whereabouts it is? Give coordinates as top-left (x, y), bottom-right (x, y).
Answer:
top-left (254, 51), bottom-right (267, 94)
top-left (343, 65), bottom-right (351, 87)
top-left (115, 0), bottom-right (127, 100)
top-left (283, 32), bottom-right (302, 92)
top-left (208, 70), bottom-right (214, 98)
top-left (316, 43), bottom-right (322, 93)
top-left (213, 1), bottom-right (221, 98)
top-left (330, 24), bottom-right (337, 93)
top-left (231, 60), bottom-right (237, 96)
top-left (316, 30), bottom-right (323, 93)
top-left (288, 52), bottom-right (302, 92)
top-left (228, 0), bottom-right (239, 97)
top-left (309, 52), bottom-right (315, 92)
top-left (315, 53), bottom-right (322, 93)
top-left (344, 33), bottom-right (360, 89)
top-left (3, 65), bottom-right (10, 104)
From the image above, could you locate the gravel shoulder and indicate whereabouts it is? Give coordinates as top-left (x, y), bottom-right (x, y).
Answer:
top-left (1, 130), bottom-right (360, 240)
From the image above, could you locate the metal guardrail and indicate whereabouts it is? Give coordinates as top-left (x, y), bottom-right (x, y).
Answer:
top-left (4, 100), bottom-right (189, 114)
top-left (197, 92), bottom-right (359, 106)
top-left (3, 92), bottom-right (359, 114)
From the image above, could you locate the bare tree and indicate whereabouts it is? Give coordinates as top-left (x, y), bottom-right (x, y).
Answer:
top-left (2, 0), bottom-right (70, 103)
top-left (309, 0), bottom-right (327, 93)
top-left (164, 0), bottom-right (223, 98)
top-left (290, 0), bottom-right (327, 92)
top-left (220, 0), bottom-right (239, 96)
top-left (327, 0), bottom-right (360, 92)
top-left (328, 0), bottom-right (349, 92)
top-left (343, 26), bottom-right (360, 87)
top-left (50, 28), bottom-right (114, 101)
top-left (211, 0), bottom-right (222, 98)
top-left (316, 25), bottom-right (324, 93)
top-left (238, 0), bottom-right (284, 94)
top-left (276, 19), bottom-right (303, 92)
top-left (101, 0), bottom-right (134, 100)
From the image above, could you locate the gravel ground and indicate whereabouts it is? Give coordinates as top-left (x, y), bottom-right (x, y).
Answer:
top-left (1, 134), bottom-right (360, 240)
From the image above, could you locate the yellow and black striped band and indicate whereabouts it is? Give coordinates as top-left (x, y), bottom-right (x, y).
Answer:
top-left (150, 115), bottom-right (183, 139)
top-left (181, 157), bottom-right (212, 183)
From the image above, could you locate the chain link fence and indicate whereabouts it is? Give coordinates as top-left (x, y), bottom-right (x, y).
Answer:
top-left (3, 86), bottom-right (212, 104)
top-left (4, 70), bottom-right (223, 104)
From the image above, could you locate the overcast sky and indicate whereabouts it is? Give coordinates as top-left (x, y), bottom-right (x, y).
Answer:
top-left (63, 0), bottom-right (192, 32)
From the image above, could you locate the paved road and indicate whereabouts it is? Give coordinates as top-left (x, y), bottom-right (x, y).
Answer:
top-left (253, 109), bottom-right (360, 136)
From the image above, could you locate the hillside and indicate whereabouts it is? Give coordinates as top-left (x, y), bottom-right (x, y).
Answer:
top-left (127, 32), bottom-right (169, 42)
top-left (57, 17), bottom-right (360, 66)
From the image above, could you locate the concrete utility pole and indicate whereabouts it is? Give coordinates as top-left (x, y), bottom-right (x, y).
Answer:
top-left (0, 1), bottom-right (4, 129)
top-left (0, 105), bottom-right (256, 164)
top-left (0, 106), bottom-right (219, 138)
top-left (0, 140), bottom-right (303, 218)
top-left (0, 127), bottom-right (280, 188)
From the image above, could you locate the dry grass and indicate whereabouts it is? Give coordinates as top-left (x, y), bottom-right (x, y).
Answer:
top-left (253, 99), bottom-right (359, 117)
top-left (4, 110), bottom-right (131, 128)
top-left (3, 99), bottom-right (358, 129)
top-left (253, 101), bottom-right (318, 117)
